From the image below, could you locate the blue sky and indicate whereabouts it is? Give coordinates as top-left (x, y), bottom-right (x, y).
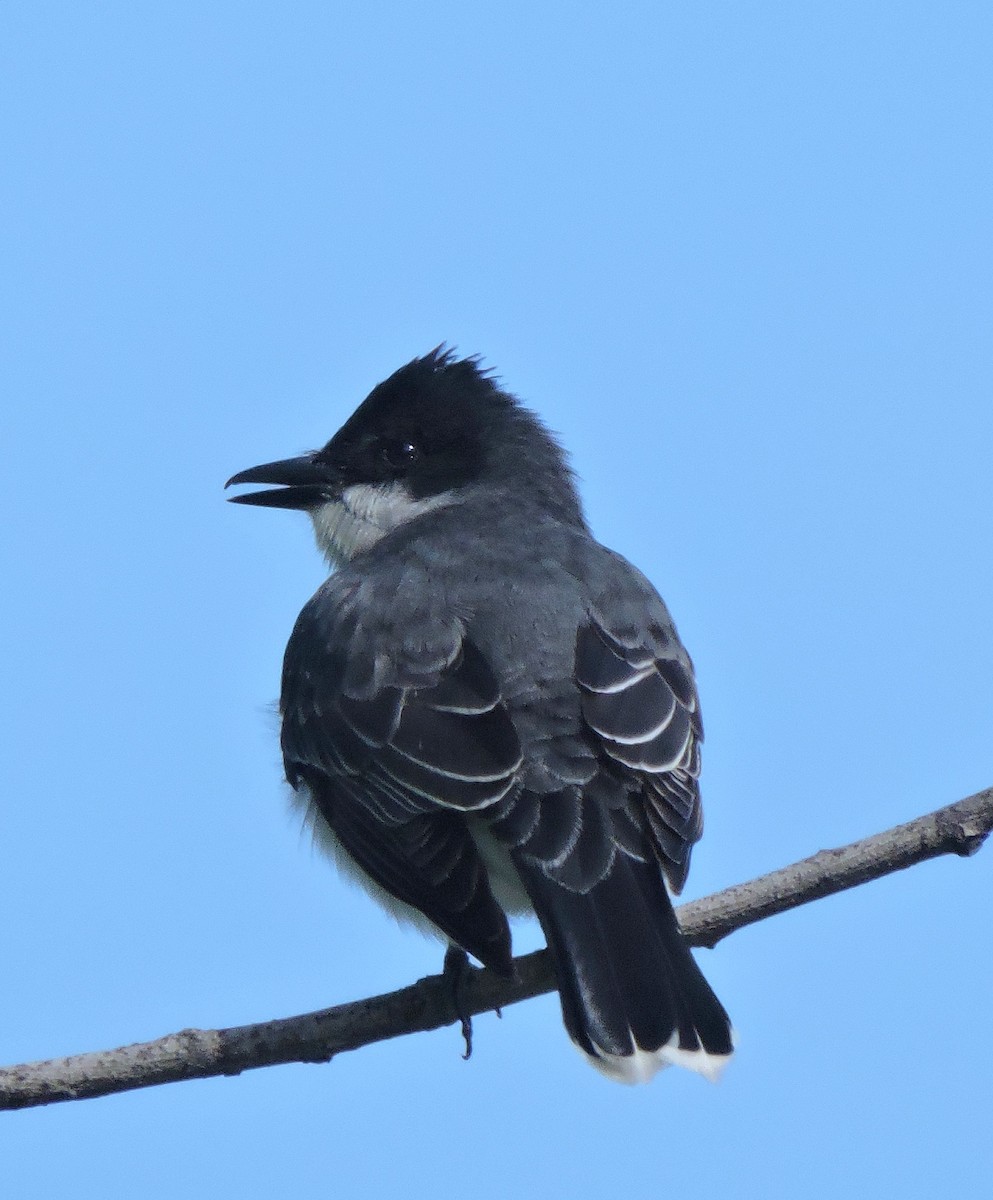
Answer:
top-left (2, 2), bottom-right (991, 1196)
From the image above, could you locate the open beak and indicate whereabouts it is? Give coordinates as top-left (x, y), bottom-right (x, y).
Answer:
top-left (225, 454), bottom-right (336, 510)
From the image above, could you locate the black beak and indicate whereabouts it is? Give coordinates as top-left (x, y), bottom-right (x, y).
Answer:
top-left (225, 454), bottom-right (336, 510)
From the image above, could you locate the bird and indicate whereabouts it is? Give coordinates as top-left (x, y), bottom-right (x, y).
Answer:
top-left (226, 347), bottom-right (733, 1084)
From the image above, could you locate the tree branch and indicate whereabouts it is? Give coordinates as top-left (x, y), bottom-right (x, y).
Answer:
top-left (2, 787), bottom-right (990, 1112)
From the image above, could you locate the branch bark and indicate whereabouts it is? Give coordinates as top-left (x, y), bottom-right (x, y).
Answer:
top-left (2, 787), bottom-right (990, 1112)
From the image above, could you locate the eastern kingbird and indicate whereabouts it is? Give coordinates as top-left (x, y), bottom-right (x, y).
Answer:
top-left (227, 348), bottom-right (733, 1083)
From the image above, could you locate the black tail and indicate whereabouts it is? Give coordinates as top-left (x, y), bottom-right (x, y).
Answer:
top-left (516, 850), bottom-right (734, 1083)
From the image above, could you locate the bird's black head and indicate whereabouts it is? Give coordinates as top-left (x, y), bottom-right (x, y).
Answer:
top-left (226, 348), bottom-right (586, 564)
top-left (318, 347), bottom-right (509, 499)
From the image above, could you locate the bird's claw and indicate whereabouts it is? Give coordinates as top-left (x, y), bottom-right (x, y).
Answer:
top-left (443, 945), bottom-right (474, 1060)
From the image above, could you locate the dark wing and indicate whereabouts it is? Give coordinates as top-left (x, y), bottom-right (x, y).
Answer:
top-left (486, 592), bottom-right (727, 1076)
top-left (575, 617), bottom-right (703, 892)
top-left (281, 597), bottom-right (523, 973)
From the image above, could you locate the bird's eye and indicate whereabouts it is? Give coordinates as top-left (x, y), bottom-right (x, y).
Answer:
top-left (379, 439), bottom-right (420, 470)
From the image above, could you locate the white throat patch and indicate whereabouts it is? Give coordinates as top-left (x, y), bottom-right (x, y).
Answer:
top-left (310, 481), bottom-right (455, 566)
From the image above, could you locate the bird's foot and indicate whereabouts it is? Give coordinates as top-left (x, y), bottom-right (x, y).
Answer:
top-left (443, 945), bottom-right (474, 1060)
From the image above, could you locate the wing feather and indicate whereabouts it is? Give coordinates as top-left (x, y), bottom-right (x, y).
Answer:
top-left (280, 591), bottom-right (522, 972)
top-left (575, 619), bottom-right (704, 892)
